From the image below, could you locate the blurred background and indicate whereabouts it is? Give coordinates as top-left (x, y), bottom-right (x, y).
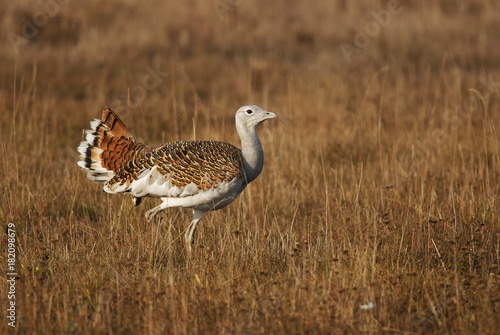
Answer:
top-left (1, 0), bottom-right (498, 126)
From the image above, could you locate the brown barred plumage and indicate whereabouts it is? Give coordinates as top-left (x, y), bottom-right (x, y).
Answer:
top-left (106, 140), bottom-right (244, 192)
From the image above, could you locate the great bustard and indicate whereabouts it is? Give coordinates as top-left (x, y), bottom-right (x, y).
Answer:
top-left (77, 105), bottom-right (277, 250)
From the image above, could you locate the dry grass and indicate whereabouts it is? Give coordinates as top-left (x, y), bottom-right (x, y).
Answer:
top-left (1, 0), bottom-right (500, 333)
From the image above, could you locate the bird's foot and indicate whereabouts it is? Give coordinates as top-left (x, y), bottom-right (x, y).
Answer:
top-left (185, 241), bottom-right (193, 254)
top-left (145, 209), bottom-right (161, 224)
top-left (184, 229), bottom-right (195, 254)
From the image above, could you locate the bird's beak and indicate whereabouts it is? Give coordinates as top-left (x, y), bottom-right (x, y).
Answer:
top-left (264, 111), bottom-right (278, 120)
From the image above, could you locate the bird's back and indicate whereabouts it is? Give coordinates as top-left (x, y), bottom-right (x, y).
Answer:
top-left (106, 140), bottom-right (246, 198)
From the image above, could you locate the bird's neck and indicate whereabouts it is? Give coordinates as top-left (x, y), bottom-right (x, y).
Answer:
top-left (237, 124), bottom-right (264, 183)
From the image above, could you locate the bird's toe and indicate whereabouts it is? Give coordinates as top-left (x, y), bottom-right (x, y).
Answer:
top-left (145, 210), bottom-right (156, 223)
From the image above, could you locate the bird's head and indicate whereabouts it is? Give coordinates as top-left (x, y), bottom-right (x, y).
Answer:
top-left (235, 105), bottom-right (277, 129)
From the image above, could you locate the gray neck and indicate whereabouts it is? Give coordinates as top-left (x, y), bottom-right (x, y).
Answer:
top-left (237, 124), bottom-right (264, 183)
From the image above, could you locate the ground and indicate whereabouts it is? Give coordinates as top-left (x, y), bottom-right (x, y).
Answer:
top-left (0, 0), bottom-right (500, 333)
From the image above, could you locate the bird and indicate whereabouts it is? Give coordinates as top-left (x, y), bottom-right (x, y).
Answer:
top-left (77, 105), bottom-right (277, 251)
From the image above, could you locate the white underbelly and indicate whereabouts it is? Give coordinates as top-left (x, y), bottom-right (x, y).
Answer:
top-left (163, 180), bottom-right (246, 211)
top-left (105, 166), bottom-right (247, 210)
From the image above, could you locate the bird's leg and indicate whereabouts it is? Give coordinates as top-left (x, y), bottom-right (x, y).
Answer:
top-left (184, 209), bottom-right (206, 252)
top-left (145, 201), bottom-right (170, 223)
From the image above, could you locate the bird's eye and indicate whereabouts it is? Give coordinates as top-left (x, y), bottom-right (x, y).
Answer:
top-left (246, 109), bottom-right (253, 114)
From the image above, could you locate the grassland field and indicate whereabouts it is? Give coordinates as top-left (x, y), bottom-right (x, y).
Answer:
top-left (1, 0), bottom-right (500, 333)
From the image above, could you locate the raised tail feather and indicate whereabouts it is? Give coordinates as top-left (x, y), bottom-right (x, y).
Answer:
top-left (77, 108), bottom-right (141, 183)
